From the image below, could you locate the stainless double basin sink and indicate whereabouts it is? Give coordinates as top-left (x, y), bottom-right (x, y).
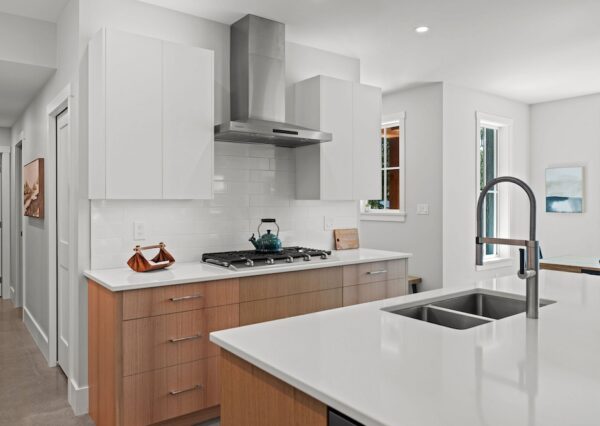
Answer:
top-left (383, 289), bottom-right (556, 330)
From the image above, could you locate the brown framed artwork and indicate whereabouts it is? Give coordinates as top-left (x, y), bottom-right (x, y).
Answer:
top-left (24, 158), bottom-right (44, 218)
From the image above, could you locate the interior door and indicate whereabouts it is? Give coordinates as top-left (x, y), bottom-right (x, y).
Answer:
top-left (16, 143), bottom-right (22, 306)
top-left (57, 109), bottom-right (70, 374)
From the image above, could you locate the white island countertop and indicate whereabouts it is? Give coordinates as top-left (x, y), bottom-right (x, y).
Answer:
top-left (210, 270), bottom-right (600, 426)
top-left (83, 248), bottom-right (411, 291)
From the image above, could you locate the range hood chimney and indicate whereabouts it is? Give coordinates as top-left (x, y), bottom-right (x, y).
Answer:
top-left (214, 14), bottom-right (332, 147)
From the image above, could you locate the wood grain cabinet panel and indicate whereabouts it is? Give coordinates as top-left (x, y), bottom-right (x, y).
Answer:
top-left (240, 288), bottom-right (342, 326)
top-left (343, 279), bottom-right (407, 307)
top-left (239, 267), bottom-right (342, 302)
top-left (220, 350), bottom-right (326, 426)
top-left (343, 260), bottom-right (406, 286)
top-left (123, 305), bottom-right (238, 376)
top-left (123, 357), bottom-right (219, 426)
top-left (123, 279), bottom-right (239, 320)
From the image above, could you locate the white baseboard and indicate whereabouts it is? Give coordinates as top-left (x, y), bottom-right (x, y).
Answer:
top-left (68, 378), bottom-right (89, 415)
top-left (23, 306), bottom-right (49, 363)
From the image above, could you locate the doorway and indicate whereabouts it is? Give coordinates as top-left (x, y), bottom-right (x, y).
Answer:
top-left (56, 108), bottom-right (70, 375)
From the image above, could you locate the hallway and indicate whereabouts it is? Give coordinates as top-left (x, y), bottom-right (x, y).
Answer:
top-left (0, 299), bottom-right (93, 426)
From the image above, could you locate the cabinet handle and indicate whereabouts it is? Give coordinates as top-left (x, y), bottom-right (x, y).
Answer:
top-left (169, 384), bottom-right (203, 395)
top-left (367, 270), bottom-right (387, 275)
top-left (169, 333), bottom-right (202, 343)
top-left (170, 294), bottom-right (202, 302)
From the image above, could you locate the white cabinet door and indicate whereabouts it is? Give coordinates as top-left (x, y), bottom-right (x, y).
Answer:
top-left (105, 30), bottom-right (163, 199)
top-left (352, 83), bottom-right (382, 200)
top-left (320, 77), bottom-right (354, 200)
top-left (162, 41), bottom-right (214, 199)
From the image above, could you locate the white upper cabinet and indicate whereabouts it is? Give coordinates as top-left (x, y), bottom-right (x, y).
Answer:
top-left (162, 41), bottom-right (214, 199)
top-left (294, 75), bottom-right (382, 201)
top-left (88, 28), bottom-right (214, 200)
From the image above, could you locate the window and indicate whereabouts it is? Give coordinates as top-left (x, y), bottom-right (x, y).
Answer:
top-left (480, 125), bottom-right (499, 257)
top-left (476, 112), bottom-right (513, 269)
top-left (361, 113), bottom-right (406, 222)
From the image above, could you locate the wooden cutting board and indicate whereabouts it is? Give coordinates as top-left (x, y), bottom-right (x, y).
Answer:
top-left (334, 228), bottom-right (359, 250)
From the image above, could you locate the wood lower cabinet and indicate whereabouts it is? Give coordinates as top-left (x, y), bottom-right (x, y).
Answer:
top-left (89, 279), bottom-right (240, 426)
top-left (88, 259), bottom-right (407, 425)
top-left (123, 358), bottom-right (219, 426)
top-left (240, 288), bottom-right (343, 326)
top-left (220, 350), bottom-right (326, 426)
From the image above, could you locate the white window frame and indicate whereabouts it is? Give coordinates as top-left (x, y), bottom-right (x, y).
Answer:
top-left (475, 112), bottom-right (513, 271)
top-left (360, 112), bottom-right (406, 222)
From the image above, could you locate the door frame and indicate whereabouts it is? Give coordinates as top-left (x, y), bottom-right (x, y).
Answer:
top-left (0, 146), bottom-right (10, 301)
top-left (46, 84), bottom-right (73, 369)
top-left (13, 139), bottom-right (23, 307)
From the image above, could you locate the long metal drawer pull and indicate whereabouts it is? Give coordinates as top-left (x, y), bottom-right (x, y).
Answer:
top-left (367, 270), bottom-right (388, 275)
top-left (169, 333), bottom-right (202, 343)
top-left (170, 294), bottom-right (203, 302)
top-left (169, 384), bottom-right (203, 395)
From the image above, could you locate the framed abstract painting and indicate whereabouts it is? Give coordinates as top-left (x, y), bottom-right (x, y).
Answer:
top-left (545, 166), bottom-right (583, 213)
top-left (24, 158), bottom-right (44, 218)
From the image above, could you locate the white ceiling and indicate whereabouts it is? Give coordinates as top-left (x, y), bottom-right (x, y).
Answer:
top-left (0, 0), bottom-right (69, 23)
top-left (141, 0), bottom-right (600, 104)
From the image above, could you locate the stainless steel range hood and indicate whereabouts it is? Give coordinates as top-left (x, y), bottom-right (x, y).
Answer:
top-left (214, 14), bottom-right (332, 147)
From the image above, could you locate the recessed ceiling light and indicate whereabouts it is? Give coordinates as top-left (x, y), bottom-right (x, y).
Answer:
top-left (415, 26), bottom-right (430, 34)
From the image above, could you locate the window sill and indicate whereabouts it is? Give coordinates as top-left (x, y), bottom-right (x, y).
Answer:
top-left (475, 257), bottom-right (514, 272)
top-left (360, 211), bottom-right (407, 222)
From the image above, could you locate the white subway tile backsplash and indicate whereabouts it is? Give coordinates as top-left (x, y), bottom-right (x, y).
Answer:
top-left (91, 142), bottom-right (358, 269)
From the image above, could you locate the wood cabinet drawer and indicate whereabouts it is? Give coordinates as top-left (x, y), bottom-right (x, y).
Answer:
top-left (123, 279), bottom-right (239, 320)
top-left (239, 267), bottom-right (342, 302)
top-left (123, 357), bottom-right (219, 426)
top-left (240, 288), bottom-right (342, 326)
top-left (342, 260), bottom-right (406, 286)
top-left (123, 305), bottom-right (238, 376)
top-left (343, 278), bottom-right (407, 307)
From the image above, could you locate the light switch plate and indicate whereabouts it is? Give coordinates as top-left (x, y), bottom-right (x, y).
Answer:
top-left (134, 221), bottom-right (146, 240)
top-left (417, 204), bottom-right (429, 215)
top-left (324, 216), bottom-right (335, 231)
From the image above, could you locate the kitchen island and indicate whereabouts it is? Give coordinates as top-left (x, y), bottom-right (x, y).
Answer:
top-left (84, 248), bottom-right (411, 426)
top-left (210, 270), bottom-right (600, 426)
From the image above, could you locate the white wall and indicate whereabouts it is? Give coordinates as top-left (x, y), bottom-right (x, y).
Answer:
top-left (443, 83), bottom-right (531, 287)
top-left (360, 83), bottom-right (443, 291)
top-left (530, 93), bottom-right (600, 257)
top-left (9, 0), bottom-right (79, 362)
top-left (0, 12), bottom-right (56, 68)
top-left (0, 128), bottom-right (10, 146)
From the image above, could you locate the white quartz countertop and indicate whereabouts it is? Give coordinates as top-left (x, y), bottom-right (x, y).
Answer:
top-left (83, 248), bottom-right (411, 291)
top-left (541, 255), bottom-right (600, 271)
top-left (210, 271), bottom-right (600, 426)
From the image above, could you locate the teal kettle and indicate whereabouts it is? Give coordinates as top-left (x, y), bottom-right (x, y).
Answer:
top-left (249, 219), bottom-right (283, 253)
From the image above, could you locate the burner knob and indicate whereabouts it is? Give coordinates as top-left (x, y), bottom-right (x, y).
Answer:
top-left (303, 254), bottom-right (312, 261)
top-left (320, 253), bottom-right (328, 259)
top-left (265, 258), bottom-right (275, 265)
top-left (286, 256), bottom-right (294, 263)
top-left (245, 259), bottom-right (255, 267)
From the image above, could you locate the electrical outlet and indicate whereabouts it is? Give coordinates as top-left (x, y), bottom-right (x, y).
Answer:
top-left (324, 216), bottom-right (335, 231)
top-left (133, 221), bottom-right (146, 240)
top-left (417, 204), bottom-right (429, 215)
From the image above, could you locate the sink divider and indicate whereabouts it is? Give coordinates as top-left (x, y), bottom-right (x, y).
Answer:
top-left (422, 304), bottom-right (495, 322)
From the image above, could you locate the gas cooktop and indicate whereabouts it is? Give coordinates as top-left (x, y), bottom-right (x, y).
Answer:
top-left (202, 247), bottom-right (332, 269)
